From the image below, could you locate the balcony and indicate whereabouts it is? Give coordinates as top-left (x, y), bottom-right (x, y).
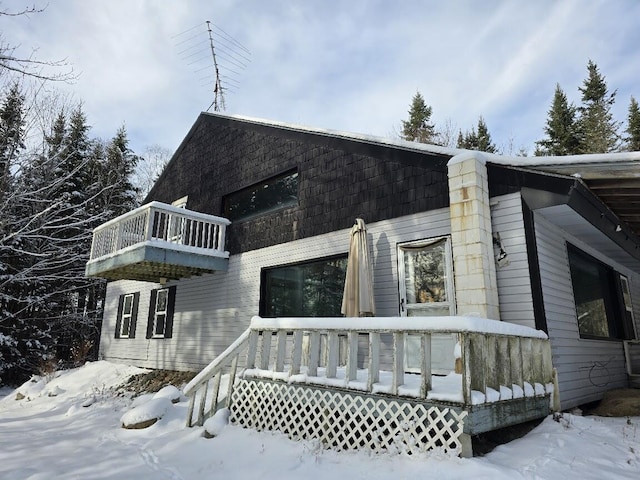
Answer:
top-left (85, 202), bottom-right (230, 283)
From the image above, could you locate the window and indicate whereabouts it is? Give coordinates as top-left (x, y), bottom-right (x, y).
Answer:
top-left (223, 169), bottom-right (298, 221)
top-left (620, 275), bottom-right (637, 338)
top-left (568, 244), bottom-right (635, 340)
top-left (146, 286), bottom-right (177, 338)
top-left (397, 237), bottom-right (455, 317)
top-left (261, 255), bottom-right (348, 317)
top-left (115, 292), bottom-right (139, 338)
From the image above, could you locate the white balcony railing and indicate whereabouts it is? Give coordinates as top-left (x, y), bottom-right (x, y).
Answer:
top-left (89, 201), bottom-right (230, 262)
top-left (184, 316), bottom-right (555, 428)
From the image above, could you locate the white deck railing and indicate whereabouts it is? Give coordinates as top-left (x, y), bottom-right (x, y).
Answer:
top-left (89, 201), bottom-right (230, 261)
top-left (184, 316), bottom-right (554, 427)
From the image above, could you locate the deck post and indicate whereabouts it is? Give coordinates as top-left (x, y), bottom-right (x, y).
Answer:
top-left (392, 332), bottom-right (405, 395)
top-left (496, 336), bottom-right (510, 392)
top-left (209, 373), bottom-right (222, 417)
top-left (509, 336), bottom-right (523, 390)
top-left (521, 337), bottom-right (533, 386)
top-left (275, 330), bottom-right (287, 372)
top-left (326, 332), bottom-right (339, 378)
top-left (461, 333), bottom-right (473, 405)
top-left (226, 356), bottom-right (239, 408)
top-left (459, 433), bottom-right (473, 458)
top-left (260, 331), bottom-right (272, 370)
top-left (484, 335), bottom-right (498, 392)
top-left (368, 332), bottom-right (380, 391)
top-left (420, 333), bottom-right (432, 397)
top-left (308, 331), bottom-right (320, 376)
top-left (246, 330), bottom-right (259, 369)
top-left (346, 331), bottom-right (358, 382)
top-left (186, 394), bottom-right (196, 427)
top-left (218, 222), bottom-right (226, 252)
top-left (196, 381), bottom-right (208, 426)
top-left (289, 330), bottom-right (303, 376)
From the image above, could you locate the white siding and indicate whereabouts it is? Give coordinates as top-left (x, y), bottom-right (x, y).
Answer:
top-left (490, 192), bottom-right (536, 329)
top-left (534, 214), bottom-right (635, 409)
top-left (99, 208), bottom-right (452, 371)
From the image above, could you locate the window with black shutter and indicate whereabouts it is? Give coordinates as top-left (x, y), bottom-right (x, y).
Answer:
top-left (115, 292), bottom-right (139, 338)
top-left (146, 286), bottom-right (177, 338)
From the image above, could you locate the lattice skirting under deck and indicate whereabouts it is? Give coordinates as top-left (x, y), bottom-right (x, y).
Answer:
top-left (229, 378), bottom-right (468, 455)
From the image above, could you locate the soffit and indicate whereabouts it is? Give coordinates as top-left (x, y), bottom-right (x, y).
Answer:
top-left (535, 203), bottom-right (640, 273)
top-left (522, 160), bottom-right (640, 237)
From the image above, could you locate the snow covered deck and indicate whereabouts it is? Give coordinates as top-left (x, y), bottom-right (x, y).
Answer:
top-left (85, 202), bottom-right (230, 282)
top-left (184, 316), bottom-right (556, 457)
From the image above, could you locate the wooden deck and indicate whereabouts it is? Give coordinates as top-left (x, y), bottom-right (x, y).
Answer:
top-left (183, 316), bottom-right (556, 457)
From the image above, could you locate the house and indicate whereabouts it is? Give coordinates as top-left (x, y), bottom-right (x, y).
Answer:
top-left (87, 112), bottom-right (640, 454)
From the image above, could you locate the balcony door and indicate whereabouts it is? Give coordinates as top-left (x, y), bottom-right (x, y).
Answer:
top-left (397, 237), bottom-right (457, 373)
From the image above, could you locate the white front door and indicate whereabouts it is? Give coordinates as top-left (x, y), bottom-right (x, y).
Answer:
top-left (398, 237), bottom-right (457, 373)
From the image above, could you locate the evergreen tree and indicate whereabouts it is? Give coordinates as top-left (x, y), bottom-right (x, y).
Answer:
top-left (0, 83), bottom-right (25, 201)
top-left (457, 116), bottom-right (497, 153)
top-left (576, 60), bottom-right (620, 153)
top-left (626, 96), bottom-right (640, 151)
top-left (535, 84), bottom-right (580, 156)
top-left (0, 99), bottom-right (143, 384)
top-left (401, 91), bottom-right (436, 144)
top-left (0, 84), bottom-right (54, 383)
top-left (104, 125), bottom-right (140, 216)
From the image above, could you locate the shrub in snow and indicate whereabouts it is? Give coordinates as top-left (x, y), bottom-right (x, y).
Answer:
top-left (15, 375), bottom-right (46, 401)
top-left (121, 397), bottom-right (173, 429)
top-left (152, 385), bottom-right (184, 404)
top-left (203, 408), bottom-right (230, 438)
top-left (45, 385), bottom-right (63, 397)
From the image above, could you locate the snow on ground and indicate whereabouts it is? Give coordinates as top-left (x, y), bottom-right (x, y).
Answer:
top-left (0, 361), bottom-right (638, 480)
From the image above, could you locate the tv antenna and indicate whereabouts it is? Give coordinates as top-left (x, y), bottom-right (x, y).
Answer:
top-left (206, 20), bottom-right (225, 111)
top-left (173, 21), bottom-right (250, 112)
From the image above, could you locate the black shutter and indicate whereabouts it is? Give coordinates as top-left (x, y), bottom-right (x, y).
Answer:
top-left (164, 286), bottom-right (177, 338)
top-left (147, 289), bottom-right (157, 339)
top-left (115, 295), bottom-right (124, 338)
top-left (129, 292), bottom-right (140, 338)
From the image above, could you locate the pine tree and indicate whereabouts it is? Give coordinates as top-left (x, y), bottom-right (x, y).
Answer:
top-left (476, 117), bottom-right (496, 153)
top-left (401, 91), bottom-right (436, 144)
top-left (457, 116), bottom-right (497, 153)
top-left (0, 102), bottom-right (130, 383)
top-left (576, 60), bottom-right (621, 153)
top-left (626, 96), bottom-right (640, 151)
top-left (104, 125), bottom-right (140, 216)
top-left (0, 83), bottom-right (25, 201)
top-left (535, 84), bottom-right (580, 156)
top-left (0, 84), bottom-right (54, 384)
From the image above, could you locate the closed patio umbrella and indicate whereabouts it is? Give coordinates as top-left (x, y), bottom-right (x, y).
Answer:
top-left (341, 218), bottom-right (375, 317)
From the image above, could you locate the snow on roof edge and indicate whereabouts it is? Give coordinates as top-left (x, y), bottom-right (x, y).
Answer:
top-left (202, 111), bottom-right (640, 172)
top-left (480, 150), bottom-right (640, 168)
top-left (202, 111), bottom-right (463, 158)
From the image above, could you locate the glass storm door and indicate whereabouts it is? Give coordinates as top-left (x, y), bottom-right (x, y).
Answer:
top-left (398, 237), bottom-right (456, 373)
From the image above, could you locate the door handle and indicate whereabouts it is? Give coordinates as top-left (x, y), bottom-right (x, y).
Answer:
top-left (400, 298), bottom-right (405, 312)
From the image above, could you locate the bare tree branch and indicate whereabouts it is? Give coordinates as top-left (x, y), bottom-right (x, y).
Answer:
top-left (0, 4), bottom-right (77, 82)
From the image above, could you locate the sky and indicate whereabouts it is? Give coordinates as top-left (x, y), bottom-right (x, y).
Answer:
top-left (2, 0), bottom-right (640, 157)
top-left (1, 360), bottom-right (638, 479)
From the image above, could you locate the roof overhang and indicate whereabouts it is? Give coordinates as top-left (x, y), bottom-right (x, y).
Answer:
top-left (487, 152), bottom-right (640, 238)
top-left (486, 161), bottom-right (640, 270)
top-left (520, 182), bottom-right (640, 270)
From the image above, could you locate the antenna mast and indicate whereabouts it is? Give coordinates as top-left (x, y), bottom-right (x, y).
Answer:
top-left (174, 21), bottom-right (250, 112)
top-left (206, 20), bottom-right (225, 111)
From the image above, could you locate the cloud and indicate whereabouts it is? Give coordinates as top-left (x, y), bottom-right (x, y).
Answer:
top-left (1, 0), bottom-right (638, 156)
